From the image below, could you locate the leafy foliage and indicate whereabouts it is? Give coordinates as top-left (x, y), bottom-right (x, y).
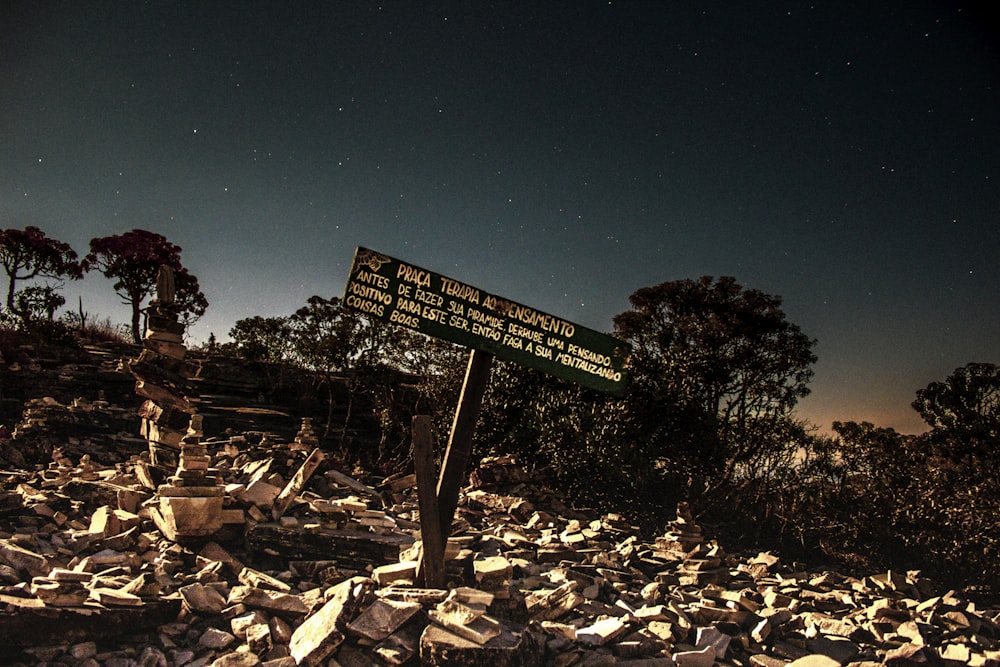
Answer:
top-left (286, 296), bottom-right (420, 465)
top-left (83, 229), bottom-right (208, 343)
top-left (912, 362), bottom-right (1000, 464)
top-left (397, 335), bottom-right (467, 448)
top-left (0, 226), bottom-right (82, 324)
top-left (229, 316), bottom-right (294, 362)
top-left (15, 285), bottom-right (66, 322)
top-left (759, 415), bottom-right (1000, 591)
top-left (467, 277), bottom-right (817, 530)
top-left (612, 276), bottom-right (817, 503)
top-left (289, 296), bottom-right (374, 373)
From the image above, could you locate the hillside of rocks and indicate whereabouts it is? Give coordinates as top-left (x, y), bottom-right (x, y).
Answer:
top-left (1, 341), bottom-right (998, 667)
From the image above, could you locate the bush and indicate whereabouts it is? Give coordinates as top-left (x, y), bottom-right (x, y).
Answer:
top-left (718, 422), bottom-right (1000, 594)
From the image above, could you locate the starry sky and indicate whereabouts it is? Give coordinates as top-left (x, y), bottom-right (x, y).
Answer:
top-left (2, 1), bottom-right (998, 434)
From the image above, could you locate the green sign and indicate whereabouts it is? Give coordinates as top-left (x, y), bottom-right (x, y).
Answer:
top-left (343, 247), bottom-right (630, 396)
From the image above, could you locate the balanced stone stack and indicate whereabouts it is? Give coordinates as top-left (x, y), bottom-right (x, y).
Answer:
top-left (655, 502), bottom-right (704, 557)
top-left (171, 415), bottom-right (217, 488)
top-left (152, 414), bottom-right (226, 541)
top-left (131, 267), bottom-right (198, 472)
top-left (291, 416), bottom-right (319, 451)
top-left (655, 502), bottom-right (730, 586)
top-left (131, 266), bottom-right (225, 541)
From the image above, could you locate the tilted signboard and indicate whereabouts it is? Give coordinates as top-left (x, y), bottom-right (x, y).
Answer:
top-left (343, 247), bottom-right (629, 395)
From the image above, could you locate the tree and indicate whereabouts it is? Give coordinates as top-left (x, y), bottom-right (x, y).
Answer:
top-left (290, 296), bottom-right (366, 374)
top-left (83, 229), bottom-right (208, 343)
top-left (288, 295), bottom-right (423, 463)
top-left (0, 226), bottom-right (82, 322)
top-left (229, 316), bottom-right (293, 362)
top-left (476, 362), bottom-right (649, 516)
top-left (612, 276), bottom-right (817, 494)
top-left (15, 285), bottom-right (66, 322)
top-left (289, 296), bottom-right (367, 445)
top-left (406, 335), bottom-right (469, 445)
top-left (460, 276), bottom-right (817, 526)
top-left (830, 420), bottom-right (916, 489)
top-left (909, 365), bottom-right (1000, 590)
top-left (912, 362), bottom-right (1000, 464)
top-left (782, 420), bottom-right (926, 572)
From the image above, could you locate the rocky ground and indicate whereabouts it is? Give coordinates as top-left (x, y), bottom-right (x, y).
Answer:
top-left (1, 346), bottom-right (998, 666)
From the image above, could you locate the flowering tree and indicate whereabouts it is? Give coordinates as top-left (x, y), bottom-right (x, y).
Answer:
top-left (84, 229), bottom-right (208, 343)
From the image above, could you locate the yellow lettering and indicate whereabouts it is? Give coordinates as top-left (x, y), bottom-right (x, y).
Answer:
top-left (396, 263), bottom-right (432, 288)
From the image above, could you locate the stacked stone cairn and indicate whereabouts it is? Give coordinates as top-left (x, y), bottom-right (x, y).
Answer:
top-left (130, 266), bottom-right (224, 541)
top-left (291, 416), bottom-right (319, 451)
top-left (654, 501), bottom-right (730, 586)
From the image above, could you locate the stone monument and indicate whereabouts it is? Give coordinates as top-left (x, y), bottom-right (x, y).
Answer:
top-left (130, 265), bottom-right (224, 541)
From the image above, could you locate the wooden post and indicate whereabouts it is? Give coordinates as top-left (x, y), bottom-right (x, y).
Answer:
top-left (412, 415), bottom-right (445, 589)
top-left (434, 349), bottom-right (494, 550)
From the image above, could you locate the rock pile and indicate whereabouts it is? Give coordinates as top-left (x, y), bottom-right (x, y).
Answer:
top-left (1, 435), bottom-right (998, 666)
top-left (2, 395), bottom-right (142, 467)
top-left (0, 341), bottom-right (139, 429)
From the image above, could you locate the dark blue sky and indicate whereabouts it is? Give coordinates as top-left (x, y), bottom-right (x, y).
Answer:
top-left (2, 1), bottom-right (998, 433)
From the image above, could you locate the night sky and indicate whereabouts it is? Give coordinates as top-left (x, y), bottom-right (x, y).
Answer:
top-left (2, 1), bottom-right (998, 434)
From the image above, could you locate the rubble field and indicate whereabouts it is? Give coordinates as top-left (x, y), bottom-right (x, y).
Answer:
top-left (2, 323), bottom-right (998, 667)
top-left (2, 412), bottom-right (998, 667)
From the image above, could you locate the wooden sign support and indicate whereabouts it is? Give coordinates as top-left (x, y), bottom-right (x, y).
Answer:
top-left (411, 415), bottom-right (444, 589)
top-left (415, 349), bottom-right (494, 587)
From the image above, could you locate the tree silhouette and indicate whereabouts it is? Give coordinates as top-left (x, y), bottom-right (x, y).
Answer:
top-left (613, 276), bottom-right (817, 492)
top-left (15, 285), bottom-right (66, 322)
top-left (229, 315), bottom-right (293, 362)
top-left (289, 296), bottom-right (368, 444)
top-left (913, 362), bottom-right (1000, 464)
top-left (83, 229), bottom-right (208, 343)
top-left (0, 226), bottom-right (82, 323)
